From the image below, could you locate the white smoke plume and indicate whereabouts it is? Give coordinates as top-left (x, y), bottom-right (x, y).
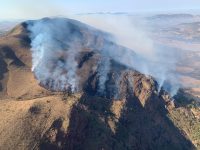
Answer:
top-left (74, 14), bottom-right (180, 96)
top-left (97, 56), bottom-right (111, 95)
top-left (28, 18), bottom-right (81, 92)
top-left (27, 15), bottom-right (181, 97)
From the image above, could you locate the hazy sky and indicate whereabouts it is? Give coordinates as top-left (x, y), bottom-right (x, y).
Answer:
top-left (1, 0), bottom-right (200, 19)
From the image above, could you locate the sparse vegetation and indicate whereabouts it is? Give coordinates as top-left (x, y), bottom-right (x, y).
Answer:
top-left (29, 103), bottom-right (43, 115)
top-left (0, 15), bottom-right (200, 150)
top-left (169, 90), bottom-right (200, 148)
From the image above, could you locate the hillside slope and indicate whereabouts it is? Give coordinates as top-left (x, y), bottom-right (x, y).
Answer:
top-left (0, 18), bottom-right (199, 150)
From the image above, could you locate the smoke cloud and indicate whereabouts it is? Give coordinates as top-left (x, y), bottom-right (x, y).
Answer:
top-left (28, 15), bottom-right (181, 96)
top-left (97, 56), bottom-right (111, 95)
top-left (28, 18), bottom-right (82, 92)
top-left (74, 14), bottom-right (180, 96)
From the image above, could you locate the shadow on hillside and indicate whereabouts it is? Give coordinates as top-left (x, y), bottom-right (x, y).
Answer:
top-left (113, 93), bottom-right (195, 150)
top-left (0, 47), bottom-right (9, 79)
top-left (40, 92), bottom-right (195, 150)
top-left (0, 46), bottom-right (25, 92)
top-left (0, 58), bottom-right (7, 91)
top-left (174, 89), bottom-right (200, 108)
top-left (0, 47), bottom-right (8, 92)
top-left (0, 46), bottom-right (25, 67)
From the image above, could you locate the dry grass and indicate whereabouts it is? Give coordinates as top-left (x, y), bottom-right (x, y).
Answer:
top-left (0, 94), bottom-right (80, 150)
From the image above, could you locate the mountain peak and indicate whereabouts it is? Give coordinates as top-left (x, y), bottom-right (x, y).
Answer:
top-left (0, 18), bottom-right (198, 150)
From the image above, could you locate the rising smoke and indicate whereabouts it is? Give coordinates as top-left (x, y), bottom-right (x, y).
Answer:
top-left (74, 14), bottom-right (181, 96)
top-left (28, 18), bottom-right (82, 92)
top-left (28, 15), bottom-right (181, 96)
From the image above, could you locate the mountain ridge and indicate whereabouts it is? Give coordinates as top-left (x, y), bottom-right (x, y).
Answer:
top-left (0, 18), bottom-right (199, 150)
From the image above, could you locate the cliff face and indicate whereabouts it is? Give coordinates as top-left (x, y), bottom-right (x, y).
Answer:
top-left (0, 18), bottom-right (199, 150)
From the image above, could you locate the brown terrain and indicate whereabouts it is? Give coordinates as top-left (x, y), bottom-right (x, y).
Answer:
top-left (0, 18), bottom-right (200, 150)
top-left (150, 16), bottom-right (200, 100)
